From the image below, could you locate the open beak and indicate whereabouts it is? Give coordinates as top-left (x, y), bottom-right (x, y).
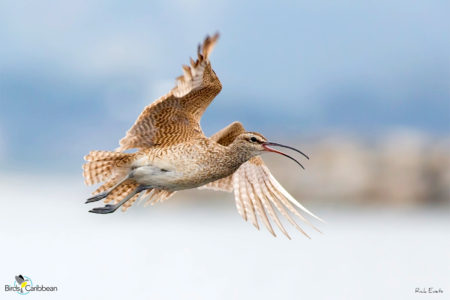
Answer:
top-left (262, 142), bottom-right (309, 169)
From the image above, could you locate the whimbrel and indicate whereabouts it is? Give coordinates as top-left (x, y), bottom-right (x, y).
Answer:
top-left (83, 33), bottom-right (323, 238)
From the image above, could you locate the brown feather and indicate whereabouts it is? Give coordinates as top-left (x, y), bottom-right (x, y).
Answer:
top-left (117, 34), bottom-right (222, 151)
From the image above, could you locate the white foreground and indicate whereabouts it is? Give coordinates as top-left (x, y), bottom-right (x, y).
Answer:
top-left (0, 174), bottom-right (449, 300)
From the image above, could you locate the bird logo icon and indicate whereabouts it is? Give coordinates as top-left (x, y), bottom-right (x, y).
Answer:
top-left (14, 275), bottom-right (31, 295)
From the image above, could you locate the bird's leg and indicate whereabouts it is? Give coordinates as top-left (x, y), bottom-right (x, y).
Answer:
top-left (89, 185), bottom-right (150, 214)
top-left (85, 176), bottom-right (130, 204)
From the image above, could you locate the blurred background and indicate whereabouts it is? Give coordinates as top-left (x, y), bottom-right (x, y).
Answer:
top-left (0, 1), bottom-right (449, 299)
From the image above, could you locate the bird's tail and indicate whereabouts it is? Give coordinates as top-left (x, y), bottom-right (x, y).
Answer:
top-left (83, 150), bottom-right (134, 191)
top-left (83, 151), bottom-right (143, 211)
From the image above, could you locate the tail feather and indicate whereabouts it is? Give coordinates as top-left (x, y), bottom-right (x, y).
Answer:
top-left (104, 180), bottom-right (139, 205)
top-left (83, 150), bottom-right (175, 212)
top-left (83, 161), bottom-right (114, 184)
top-left (83, 150), bottom-right (133, 186)
top-left (93, 174), bottom-right (121, 195)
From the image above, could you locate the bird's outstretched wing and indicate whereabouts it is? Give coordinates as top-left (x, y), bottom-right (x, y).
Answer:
top-left (118, 33), bottom-right (222, 151)
top-left (199, 121), bottom-right (323, 239)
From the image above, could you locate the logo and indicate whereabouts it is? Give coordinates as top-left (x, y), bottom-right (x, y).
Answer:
top-left (4, 275), bottom-right (58, 295)
top-left (14, 275), bottom-right (32, 295)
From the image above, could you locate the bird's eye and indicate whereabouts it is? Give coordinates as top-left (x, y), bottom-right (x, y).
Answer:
top-left (250, 137), bottom-right (258, 143)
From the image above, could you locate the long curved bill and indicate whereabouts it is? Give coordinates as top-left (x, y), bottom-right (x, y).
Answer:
top-left (262, 142), bottom-right (309, 169)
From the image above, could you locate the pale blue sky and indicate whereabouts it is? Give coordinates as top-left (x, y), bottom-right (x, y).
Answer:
top-left (0, 0), bottom-right (449, 170)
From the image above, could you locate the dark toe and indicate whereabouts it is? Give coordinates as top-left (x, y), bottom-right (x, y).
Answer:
top-left (89, 204), bottom-right (117, 214)
top-left (85, 192), bottom-right (107, 204)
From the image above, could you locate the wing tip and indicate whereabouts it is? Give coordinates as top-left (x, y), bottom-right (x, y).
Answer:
top-left (267, 172), bottom-right (325, 224)
top-left (201, 32), bottom-right (220, 60)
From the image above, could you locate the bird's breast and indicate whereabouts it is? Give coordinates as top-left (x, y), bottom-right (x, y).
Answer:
top-left (131, 141), bottom-right (242, 190)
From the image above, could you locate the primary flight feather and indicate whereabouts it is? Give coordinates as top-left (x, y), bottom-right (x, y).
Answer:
top-left (83, 33), bottom-right (323, 238)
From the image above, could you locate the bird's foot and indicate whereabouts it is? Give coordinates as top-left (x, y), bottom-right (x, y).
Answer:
top-left (89, 204), bottom-right (117, 214)
top-left (85, 192), bottom-right (108, 204)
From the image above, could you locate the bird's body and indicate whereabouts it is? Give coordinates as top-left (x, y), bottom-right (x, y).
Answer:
top-left (129, 137), bottom-right (249, 191)
top-left (83, 33), bottom-right (323, 238)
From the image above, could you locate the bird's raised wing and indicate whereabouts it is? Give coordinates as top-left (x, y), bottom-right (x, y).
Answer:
top-left (200, 121), bottom-right (323, 239)
top-left (118, 33), bottom-right (222, 151)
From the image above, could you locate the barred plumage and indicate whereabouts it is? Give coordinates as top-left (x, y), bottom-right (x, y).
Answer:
top-left (83, 151), bottom-right (133, 185)
top-left (104, 180), bottom-right (139, 205)
top-left (83, 33), bottom-right (322, 238)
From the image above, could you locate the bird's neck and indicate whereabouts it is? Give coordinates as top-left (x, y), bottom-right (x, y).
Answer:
top-left (225, 142), bottom-right (255, 168)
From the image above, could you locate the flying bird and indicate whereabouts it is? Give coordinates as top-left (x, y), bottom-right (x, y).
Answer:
top-left (83, 33), bottom-right (323, 238)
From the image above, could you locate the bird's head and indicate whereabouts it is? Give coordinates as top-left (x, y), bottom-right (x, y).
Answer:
top-left (233, 132), bottom-right (309, 169)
